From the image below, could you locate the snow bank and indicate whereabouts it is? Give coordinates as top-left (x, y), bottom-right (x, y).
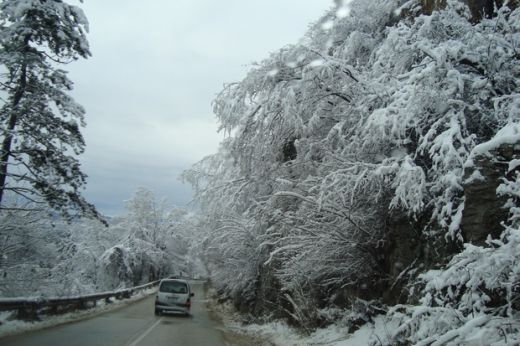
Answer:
top-left (226, 316), bottom-right (395, 346)
top-left (0, 287), bottom-right (157, 338)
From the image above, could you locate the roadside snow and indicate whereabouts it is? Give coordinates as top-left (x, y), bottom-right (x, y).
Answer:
top-left (0, 287), bottom-right (157, 338)
top-left (236, 316), bottom-right (394, 346)
top-left (207, 287), bottom-right (394, 346)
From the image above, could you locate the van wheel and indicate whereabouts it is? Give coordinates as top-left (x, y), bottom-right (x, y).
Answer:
top-left (155, 308), bottom-right (161, 316)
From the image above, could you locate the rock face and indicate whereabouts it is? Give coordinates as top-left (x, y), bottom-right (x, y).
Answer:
top-left (380, 143), bottom-right (520, 305)
top-left (381, 215), bottom-right (423, 304)
top-left (226, 140), bottom-right (520, 324)
top-left (462, 144), bottom-right (518, 245)
top-left (464, 0), bottom-right (509, 20)
top-left (381, 143), bottom-right (518, 301)
top-left (99, 246), bottom-right (133, 290)
top-left (420, 1), bottom-right (512, 20)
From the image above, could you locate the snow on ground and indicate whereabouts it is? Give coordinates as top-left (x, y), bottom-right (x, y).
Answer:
top-left (234, 316), bottom-right (394, 346)
top-left (0, 287), bottom-right (157, 338)
top-left (207, 287), bottom-right (394, 346)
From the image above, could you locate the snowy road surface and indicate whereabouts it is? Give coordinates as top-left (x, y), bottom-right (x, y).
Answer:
top-left (0, 281), bottom-right (229, 346)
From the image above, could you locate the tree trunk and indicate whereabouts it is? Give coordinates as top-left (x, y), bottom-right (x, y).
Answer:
top-left (421, 0), bottom-right (516, 20)
top-left (465, 0), bottom-right (502, 19)
top-left (420, 0), bottom-right (447, 14)
top-left (0, 63), bottom-right (27, 205)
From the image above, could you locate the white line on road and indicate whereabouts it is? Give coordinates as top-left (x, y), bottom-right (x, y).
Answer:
top-left (127, 318), bottom-right (162, 346)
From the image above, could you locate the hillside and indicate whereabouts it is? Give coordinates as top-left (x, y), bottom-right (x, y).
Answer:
top-left (185, 0), bottom-right (520, 344)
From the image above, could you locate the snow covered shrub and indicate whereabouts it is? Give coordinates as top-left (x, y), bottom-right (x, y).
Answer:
top-left (315, 299), bottom-right (387, 336)
top-left (0, 187), bottom-right (201, 296)
top-left (184, 150), bottom-right (268, 306)
top-left (98, 246), bottom-right (134, 290)
top-left (187, 0), bottom-right (520, 330)
top-left (370, 7), bottom-right (520, 343)
top-left (382, 123), bottom-right (520, 344)
top-left (0, 209), bottom-right (50, 296)
top-left (186, 1), bottom-right (403, 316)
top-left (384, 227), bottom-right (520, 345)
top-left (97, 188), bottom-right (202, 288)
top-left (0, 210), bottom-right (110, 296)
top-left (204, 217), bottom-right (264, 305)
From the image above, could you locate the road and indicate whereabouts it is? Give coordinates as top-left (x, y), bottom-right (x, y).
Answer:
top-left (0, 281), bottom-right (234, 346)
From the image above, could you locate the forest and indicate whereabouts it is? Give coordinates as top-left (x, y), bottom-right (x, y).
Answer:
top-left (0, 188), bottom-right (204, 297)
top-left (0, 0), bottom-right (204, 301)
top-left (1, 0), bottom-right (520, 345)
top-left (184, 0), bottom-right (520, 344)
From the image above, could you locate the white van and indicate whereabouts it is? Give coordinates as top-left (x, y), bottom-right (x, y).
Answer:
top-left (155, 278), bottom-right (194, 315)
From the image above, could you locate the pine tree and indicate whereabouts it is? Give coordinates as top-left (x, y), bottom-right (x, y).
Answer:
top-left (0, 0), bottom-right (102, 221)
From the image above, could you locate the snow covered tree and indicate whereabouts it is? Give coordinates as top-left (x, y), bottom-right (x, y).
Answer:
top-left (123, 187), bottom-right (170, 245)
top-left (98, 188), bottom-right (205, 288)
top-left (0, 207), bottom-right (51, 296)
top-left (386, 125), bottom-right (520, 345)
top-left (0, 0), bottom-right (101, 220)
top-left (187, 0), bottom-right (520, 334)
top-left (0, 207), bottom-right (111, 297)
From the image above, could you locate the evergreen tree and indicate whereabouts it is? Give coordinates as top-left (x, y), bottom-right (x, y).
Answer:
top-left (0, 0), bottom-right (101, 221)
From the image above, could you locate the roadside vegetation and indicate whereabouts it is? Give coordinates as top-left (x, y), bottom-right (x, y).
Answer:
top-left (2, 1), bottom-right (520, 344)
top-left (185, 1), bottom-right (520, 344)
top-left (0, 188), bottom-right (203, 297)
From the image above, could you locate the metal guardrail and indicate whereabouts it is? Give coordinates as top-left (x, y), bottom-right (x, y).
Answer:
top-left (0, 280), bottom-right (160, 320)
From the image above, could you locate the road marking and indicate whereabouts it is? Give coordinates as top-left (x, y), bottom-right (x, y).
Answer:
top-left (127, 318), bottom-right (162, 346)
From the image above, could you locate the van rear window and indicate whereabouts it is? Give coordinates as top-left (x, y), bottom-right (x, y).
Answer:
top-left (160, 281), bottom-right (188, 294)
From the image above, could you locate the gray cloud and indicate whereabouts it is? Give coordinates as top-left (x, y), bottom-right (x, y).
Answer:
top-left (68, 0), bottom-right (332, 215)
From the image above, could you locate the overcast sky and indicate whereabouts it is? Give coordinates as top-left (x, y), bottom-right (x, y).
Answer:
top-left (68, 0), bottom-right (332, 215)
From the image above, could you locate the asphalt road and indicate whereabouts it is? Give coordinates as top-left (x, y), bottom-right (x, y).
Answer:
top-left (0, 281), bottom-right (229, 346)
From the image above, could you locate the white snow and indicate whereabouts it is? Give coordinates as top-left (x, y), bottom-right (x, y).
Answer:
top-left (508, 159), bottom-right (520, 173)
top-left (0, 287), bottom-right (157, 338)
top-left (267, 69), bottom-right (279, 77)
top-left (322, 20), bottom-right (334, 30)
top-left (471, 123), bottom-right (520, 157)
top-left (226, 316), bottom-right (395, 346)
top-left (463, 169), bottom-right (485, 184)
top-left (336, 7), bottom-right (351, 19)
top-left (309, 59), bottom-right (325, 67)
top-left (336, 0), bottom-right (353, 18)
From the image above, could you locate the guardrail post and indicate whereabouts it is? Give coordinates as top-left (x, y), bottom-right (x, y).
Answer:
top-left (17, 302), bottom-right (40, 321)
top-left (79, 300), bottom-right (90, 310)
top-left (49, 304), bottom-right (59, 315)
